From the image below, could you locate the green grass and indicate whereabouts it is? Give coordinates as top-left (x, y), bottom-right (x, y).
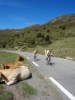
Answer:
top-left (22, 82), bottom-right (37, 97)
top-left (0, 85), bottom-right (3, 91)
top-left (0, 50), bottom-right (38, 74)
top-left (0, 51), bottom-right (18, 100)
top-left (24, 37), bottom-right (75, 60)
top-left (0, 92), bottom-right (13, 100)
top-left (0, 51), bottom-right (37, 99)
top-left (0, 84), bottom-right (12, 100)
top-left (0, 51), bottom-right (19, 65)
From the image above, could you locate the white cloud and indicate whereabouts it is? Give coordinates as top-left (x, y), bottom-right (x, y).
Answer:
top-left (9, 16), bottom-right (25, 23)
top-left (11, 16), bottom-right (34, 26)
top-left (0, 0), bottom-right (28, 7)
top-left (0, 1), bottom-right (18, 6)
top-left (13, 17), bottom-right (26, 22)
top-left (24, 22), bottom-right (35, 25)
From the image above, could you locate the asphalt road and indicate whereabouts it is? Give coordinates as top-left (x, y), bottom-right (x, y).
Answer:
top-left (2, 50), bottom-right (75, 100)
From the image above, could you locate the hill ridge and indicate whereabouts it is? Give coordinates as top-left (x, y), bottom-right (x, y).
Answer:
top-left (0, 14), bottom-right (75, 49)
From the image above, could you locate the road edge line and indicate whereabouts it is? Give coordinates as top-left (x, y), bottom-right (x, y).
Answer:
top-left (49, 77), bottom-right (75, 100)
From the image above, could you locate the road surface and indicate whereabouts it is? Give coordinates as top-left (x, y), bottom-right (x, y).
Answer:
top-left (2, 50), bottom-right (75, 100)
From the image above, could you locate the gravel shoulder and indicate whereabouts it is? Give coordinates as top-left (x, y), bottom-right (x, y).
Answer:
top-left (3, 69), bottom-right (63, 100)
top-left (1, 50), bottom-right (63, 100)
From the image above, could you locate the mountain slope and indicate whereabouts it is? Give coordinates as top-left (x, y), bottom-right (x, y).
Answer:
top-left (0, 14), bottom-right (75, 49)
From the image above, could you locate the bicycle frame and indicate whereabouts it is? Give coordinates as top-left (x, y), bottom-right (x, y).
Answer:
top-left (46, 56), bottom-right (51, 65)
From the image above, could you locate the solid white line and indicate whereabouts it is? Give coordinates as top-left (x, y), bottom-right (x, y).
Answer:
top-left (49, 77), bottom-right (75, 100)
top-left (32, 61), bottom-right (39, 66)
top-left (27, 57), bottom-right (30, 59)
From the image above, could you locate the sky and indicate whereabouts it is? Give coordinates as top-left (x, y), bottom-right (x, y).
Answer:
top-left (0, 0), bottom-right (75, 29)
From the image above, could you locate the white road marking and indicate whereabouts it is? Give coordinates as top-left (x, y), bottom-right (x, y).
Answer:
top-left (27, 57), bottom-right (30, 59)
top-left (49, 77), bottom-right (75, 100)
top-left (32, 61), bottom-right (39, 66)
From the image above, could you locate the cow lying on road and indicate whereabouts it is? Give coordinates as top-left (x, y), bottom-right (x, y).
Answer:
top-left (0, 66), bottom-right (31, 85)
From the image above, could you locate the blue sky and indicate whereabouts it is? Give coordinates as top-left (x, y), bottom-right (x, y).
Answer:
top-left (0, 0), bottom-right (75, 29)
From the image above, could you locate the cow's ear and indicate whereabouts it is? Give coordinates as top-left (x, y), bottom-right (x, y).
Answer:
top-left (2, 63), bottom-right (5, 66)
top-left (1, 63), bottom-right (3, 66)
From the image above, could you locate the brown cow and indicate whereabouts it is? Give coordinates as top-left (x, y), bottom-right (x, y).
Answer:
top-left (1, 61), bottom-right (24, 69)
top-left (17, 55), bottom-right (24, 61)
top-left (0, 66), bottom-right (30, 85)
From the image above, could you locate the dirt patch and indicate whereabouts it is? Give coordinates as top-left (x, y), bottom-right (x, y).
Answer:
top-left (66, 56), bottom-right (73, 60)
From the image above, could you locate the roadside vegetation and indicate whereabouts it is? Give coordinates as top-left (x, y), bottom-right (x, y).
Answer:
top-left (22, 82), bottom-right (37, 97)
top-left (0, 91), bottom-right (13, 100)
top-left (24, 37), bottom-right (75, 60)
top-left (0, 51), bottom-right (37, 100)
top-left (0, 14), bottom-right (75, 61)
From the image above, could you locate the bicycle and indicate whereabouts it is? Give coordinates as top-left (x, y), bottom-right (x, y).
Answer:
top-left (34, 54), bottom-right (37, 61)
top-left (46, 56), bottom-right (51, 65)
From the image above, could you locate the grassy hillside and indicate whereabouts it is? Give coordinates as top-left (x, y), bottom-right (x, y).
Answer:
top-left (24, 37), bottom-right (75, 60)
top-left (0, 14), bottom-right (75, 48)
top-left (0, 14), bottom-right (75, 60)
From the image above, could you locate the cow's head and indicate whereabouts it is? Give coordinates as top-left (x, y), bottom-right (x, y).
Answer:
top-left (18, 56), bottom-right (24, 61)
top-left (1, 64), bottom-right (10, 69)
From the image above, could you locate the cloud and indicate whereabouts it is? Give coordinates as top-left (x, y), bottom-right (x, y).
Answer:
top-left (24, 22), bottom-right (35, 26)
top-left (0, 0), bottom-right (28, 7)
top-left (0, 0), bottom-right (18, 6)
top-left (10, 16), bottom-right (26, 24)
top-left (11, 16), bottom-right (34, 25)
top-left (13, 17), bottom-right (26, 22)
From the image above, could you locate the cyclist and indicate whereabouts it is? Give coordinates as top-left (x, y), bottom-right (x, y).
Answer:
top-left (45, 49), bottom-right (52, 64)
top-left (33, 49), bottom-right (38, 60)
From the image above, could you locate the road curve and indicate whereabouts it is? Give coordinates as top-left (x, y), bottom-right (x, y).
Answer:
top-left (1, 50), bottom-right (75, 100)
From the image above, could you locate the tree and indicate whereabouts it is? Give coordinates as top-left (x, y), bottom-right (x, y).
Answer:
top-left (31, 40), bottom-right (35, 45)
top-left (59, 25), bottom-right (66, 30)
top-left (15, 34), bottom-right (20, 39)
top-left (2, 42), bottom-right (6, 48)
top-left (42, 34), bottom-right (44, 38)
top-left (22, 33), bottom-right (24, 37)
top-left (47, 29), bottom-right (50, 33)
top-left (43, 27), bottom-right (46, 30)
top-left (36, 33), bottom-right (42, 38)
top-left (45, 35), bottom-right (50, 42)
top-left (62, 26), bottom-right (66, 30)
